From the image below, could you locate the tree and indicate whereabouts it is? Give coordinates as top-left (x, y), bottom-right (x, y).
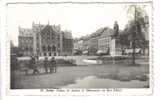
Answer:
top-left (125, 5), bottom-right (149, 64)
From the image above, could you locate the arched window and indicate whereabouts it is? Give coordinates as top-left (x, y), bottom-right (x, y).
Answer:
top-left (52, 45), bottom-right (56, 51)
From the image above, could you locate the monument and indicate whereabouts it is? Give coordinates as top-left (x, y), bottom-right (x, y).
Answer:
top-left (110, 21), bottom-right (122, 57)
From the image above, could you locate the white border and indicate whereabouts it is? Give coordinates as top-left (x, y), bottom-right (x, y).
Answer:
top-left (1, 0), bottom-right (153, 97)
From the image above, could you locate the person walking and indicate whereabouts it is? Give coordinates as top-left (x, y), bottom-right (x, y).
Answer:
top-left (31, 56), bottom-right (39, 74)
top-left (29, 56), bottom-right (34, 72)
top-left (44, 57), bottom-right (49, 73)
top-left (50, 57), bottom-right (57, 73)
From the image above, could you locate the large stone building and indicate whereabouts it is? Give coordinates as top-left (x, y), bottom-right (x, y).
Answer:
top-left (61, 31), bottom-right (74, 56)
top-left (97, 28), bottom-right (113, 54)
top-left (18, 28), bottom-right (34, 56)
top-left (74, 20), bottom-right (149, 56)
top-left (73, 25), bottom-right (121, 55)
top-left (76, 27), bottom-right (114, 55)
top-left (18, 22), bottom-right (73, 56)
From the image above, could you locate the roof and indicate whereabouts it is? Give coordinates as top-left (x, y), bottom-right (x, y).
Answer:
top-left (100, 28), bottom-right (114, 37)
top-left (32, 24), bottom-right (45, 33)
top-left (19, 27), bottom-right (33, 37)
top-left (32, 23), bottom-right (61, 34)
top-left (36, 24), bottom-right (61, 36)
top-left (63, 31), bottom-right (73, 39)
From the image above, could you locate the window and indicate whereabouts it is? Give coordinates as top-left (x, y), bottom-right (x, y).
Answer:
top-left (54, 53), bottom-right (56, 56)
top-left (52, 45), bottom-right (56, 51)
top-left (26, 46), bottom-right (28, 51)
top-left (48, 45), bottom-right (51, 51)
top-left (43, 46), bottom-right (46, 51)
top-left (49, 53), bottom-right (51, 56)
top-left (37, 43), bottom-right (39, 47)
top-left (52, 36), bottom-right (55, 39)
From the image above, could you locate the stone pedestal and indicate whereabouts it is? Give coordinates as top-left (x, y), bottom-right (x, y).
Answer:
top-left (110, 37), bottom-right (122, 56)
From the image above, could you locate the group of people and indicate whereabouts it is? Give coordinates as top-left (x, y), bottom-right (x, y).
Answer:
top-left (43, 57), bottom-right (57, 73)
top-left (28, 56), bottom-right (57, 75)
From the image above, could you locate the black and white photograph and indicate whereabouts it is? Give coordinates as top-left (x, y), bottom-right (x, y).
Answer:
top-left (7, 2), bottom-right (152, 93)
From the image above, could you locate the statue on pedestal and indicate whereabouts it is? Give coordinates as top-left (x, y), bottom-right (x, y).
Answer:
top-left (110, 21), bottom-right (122, 57)
top-left (113, 21), bottom-right (119, 38)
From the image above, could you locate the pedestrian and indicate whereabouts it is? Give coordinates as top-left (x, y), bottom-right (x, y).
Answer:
top-left (31, 56), bottom-right (39, 74)
top-left (44, 57), bottom-right (49, 73)
top-left (29, 56), bottom-right (34, 69)
top-left (50, 57), bottom-right (57, 73)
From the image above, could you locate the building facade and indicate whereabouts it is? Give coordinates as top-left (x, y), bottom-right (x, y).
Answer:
top-left (73, 27), bottom-right (117, 55)
top-left (18, 22), bottom-right (73, 56)
top-left (18, 28), bottom-right (34, 56)
top-left (61, 31), bottom-right (73, 56)
top-left (88, 37), bottom-right (99, 55)
top-left (98, 37), bottom-right (111, 54)
top-left (97, 28), bottom-right (113, 54)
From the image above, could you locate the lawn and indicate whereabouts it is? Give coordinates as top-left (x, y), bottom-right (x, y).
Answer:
top-left (11, 63), bottom-right (149, 89)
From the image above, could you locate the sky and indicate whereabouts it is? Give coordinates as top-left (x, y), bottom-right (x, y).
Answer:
top-left (7, 3), bottom-right (151, 46)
